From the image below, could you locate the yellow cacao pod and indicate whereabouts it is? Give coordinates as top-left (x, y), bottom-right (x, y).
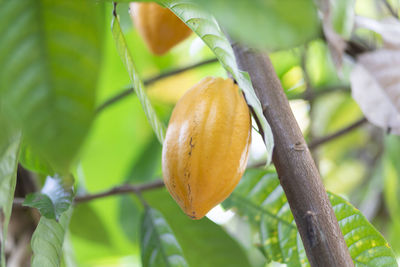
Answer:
top-left (130, 2), bottom-right (192, 55)
top-left (162, 77), bottom-right (252, 219)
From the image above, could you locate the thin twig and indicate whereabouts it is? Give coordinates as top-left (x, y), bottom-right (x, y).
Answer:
top-left (74, 179), bottom-right (164, 204)
top-left (113, 2), bottom-right (117, 17)
top-left (13, 180), bottom-right (165, 207)
top-left (95, 58), bottom-right (219, 114)
top-left (287, 85), bottom-right (350, 101)
top-left (309, 117), bottom-right (368, 150)
top-left (144, 58), bottom-right (218, 85)
top-left (304, 85), bottom-right (350, 101)
top-left (382, 0), bottom-right (398, 18)
top-left (95, 87), bottom-right (133, 114)
top-left (301, 45), bottom-right (320, 164)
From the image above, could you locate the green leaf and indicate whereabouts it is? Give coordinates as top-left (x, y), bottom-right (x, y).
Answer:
top-left (223, 168), bottom-right (290, 263)
top-left (111, 15), bottom-right (166, 144)
top-left (0, 105), bottom-right (17, 155)
top-left (141, 207), bottom-right (189, 267)
top-left (160, 0), bottom-right (274, 164)
top-left (186, 0), bottom-right (320, 50)
top-left (23, 175), bottom-right (74, 220)
top-left (144, 189), bottom-right (252, 267)
top-left (306, 40), bottom-right (343, 88)
top-left (0, 134), bottom-right (20, 267)
top-left (119, 195), bottom-right (142, 243)
top-left (19, 141), bottom-right (54, 176)
top-left (224, 168), bottom-right (397, 266)
top-left (31, 208), bottom-right (73, 267)
top-left (125, 136), bottom-right (162, 183)
top-left (69, 203), bottom-right (112, 246)
top-left (331, 194), bottom-right (396, 266)
top-left (0, 0), bottom-right (104, 172)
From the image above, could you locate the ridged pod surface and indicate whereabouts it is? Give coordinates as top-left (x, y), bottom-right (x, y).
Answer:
top-left (162, 77), bottom-right (252, 219)
top-left (130, 2), bottom-right (192, 55)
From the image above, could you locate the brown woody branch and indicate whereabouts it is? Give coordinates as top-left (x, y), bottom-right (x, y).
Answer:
top-left (231, 43), bottom-right (353, 266)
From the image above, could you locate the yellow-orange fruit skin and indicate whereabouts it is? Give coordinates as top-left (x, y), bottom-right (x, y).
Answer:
top-left (130, 2), bottom-right (192, 55)
top-left (162, 77), bottom-right (252, 219)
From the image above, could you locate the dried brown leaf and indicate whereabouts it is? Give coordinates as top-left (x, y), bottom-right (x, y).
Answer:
top-left (351, 49), bottom-right (400, 134)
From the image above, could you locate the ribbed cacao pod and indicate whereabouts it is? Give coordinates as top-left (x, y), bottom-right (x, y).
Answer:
top-left (130, 2), bottom-right (192, 55)
top-left (162, 77), bottom-right (252, 219)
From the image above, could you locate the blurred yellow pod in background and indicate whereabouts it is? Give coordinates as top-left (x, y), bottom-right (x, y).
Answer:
top-left (130, 2), bottom-right (192, 55)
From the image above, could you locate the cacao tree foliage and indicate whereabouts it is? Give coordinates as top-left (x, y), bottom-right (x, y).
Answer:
top-left (0, 0), bottom-right (399, 266)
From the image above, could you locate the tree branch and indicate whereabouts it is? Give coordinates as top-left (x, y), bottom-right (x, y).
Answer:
top-left (297, 85), bottom-right (350, 101)
top-left (74, 179), bottom-right (164, 204)
top-left (13, 180), bottom-right (165, 207)
top-left (309, 117), bottom-right (368, 150)
top-left (144, 58), bottom-right (218, 85)
top-left (96, 58), bottom-right (218, 114)
top-left (231, 43), bottom-right (353, 266)
top-left (381, 0), bottom-right (398, 18)
top-left (95, 87), bottom-right (133, 114)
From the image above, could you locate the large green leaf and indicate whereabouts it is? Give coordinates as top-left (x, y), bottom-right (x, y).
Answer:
top-left (0, 134), bottom-right (20, 267)
top-left (0, 105), bottom-right (17, 155)
top-left (144, 189), bottom-right (252, 267)
top-left (0, 0), bottom-right (104, 172)
top-left (102, 0), bottom-right (320, 49)
top-left (160, 0), bottom-right (274, 164)
top-left (224, 168), bottom-right (397, 266)
top-left (186, 0), bottom-right (320, 51)
top-left (31, 208), bottom-right (73, 267)
top-left (112, 15), bottom-right (166, 143)
top-left (141, 207), bottom-right (189, 267)
top-left (125, 135), bottom-right (162, 183)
